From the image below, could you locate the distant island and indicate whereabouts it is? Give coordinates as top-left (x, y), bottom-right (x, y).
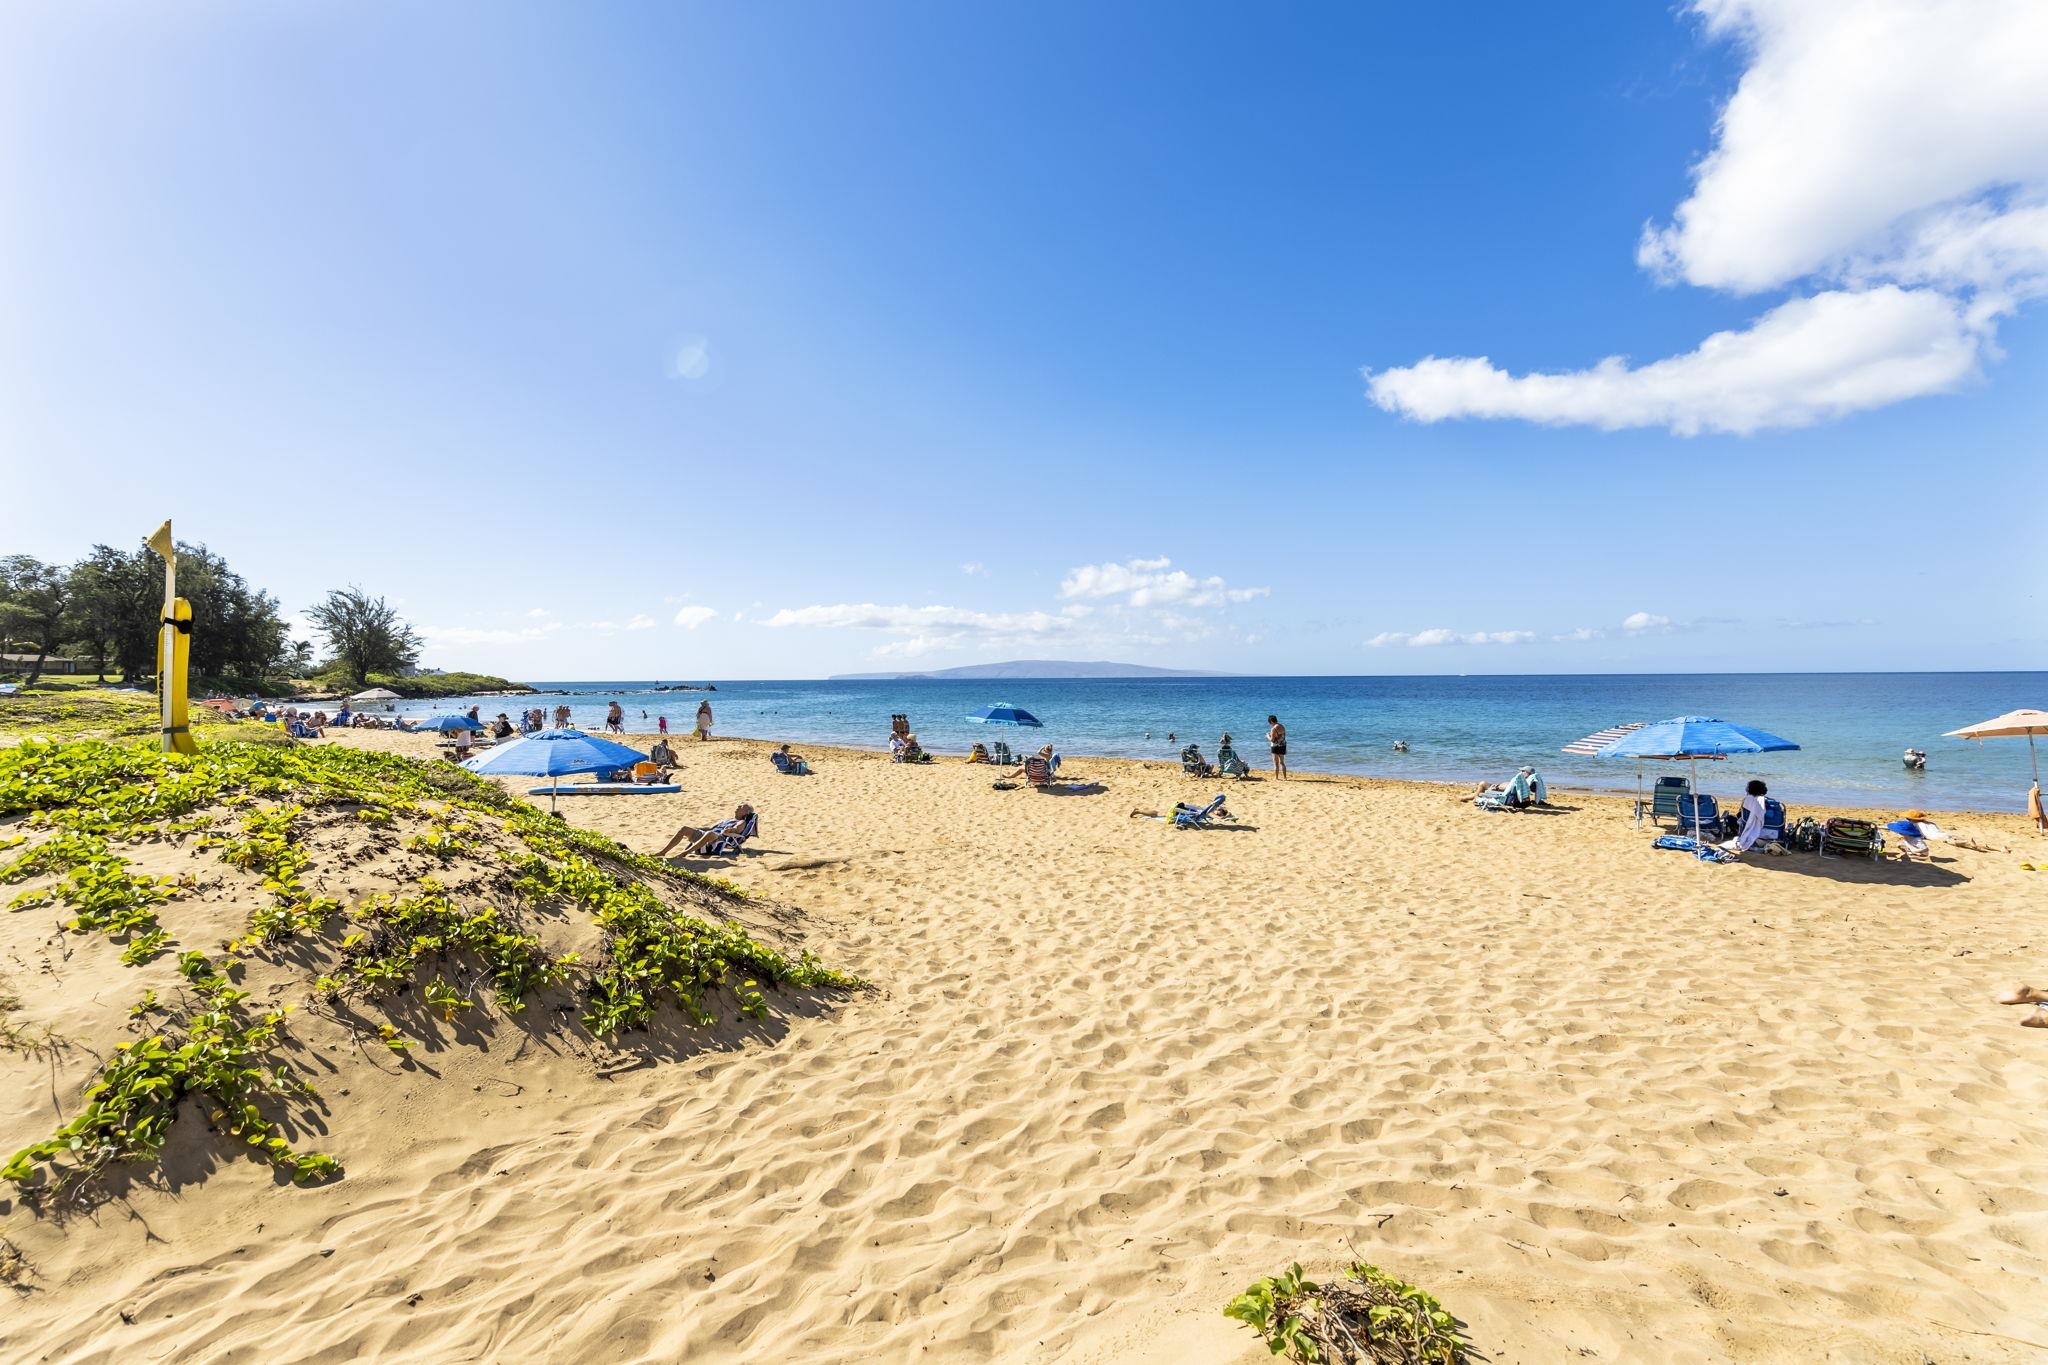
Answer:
top-left (829, 659), bottom-right (1234, 681)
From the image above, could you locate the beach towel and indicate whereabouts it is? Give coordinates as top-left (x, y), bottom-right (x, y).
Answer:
top-left (1653, 834), bottom-right (1732, 863)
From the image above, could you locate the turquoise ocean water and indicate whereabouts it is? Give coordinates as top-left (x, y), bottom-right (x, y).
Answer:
top-left (367, 673), bottom-right (2046, 814)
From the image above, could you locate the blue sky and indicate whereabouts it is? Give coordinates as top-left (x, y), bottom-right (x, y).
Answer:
top-left (4, 1), bottom-right (2044, 678)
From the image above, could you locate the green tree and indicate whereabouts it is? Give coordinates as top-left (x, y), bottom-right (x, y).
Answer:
top-left (306, 587), bottom-right (420, 688)
top-left (59, 541), bottom-right (292, 688)
top-left (66, 546), bottom-right (157, 680)
top-left (0, 555), bottom-right (73, 686)
top-left (177, 544), bottom-right (291, 686)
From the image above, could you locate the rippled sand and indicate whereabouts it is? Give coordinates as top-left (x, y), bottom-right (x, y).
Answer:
top-left (5, 731), bottom-right (2046, 1363)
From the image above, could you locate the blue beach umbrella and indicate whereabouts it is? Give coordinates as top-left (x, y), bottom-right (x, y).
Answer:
top-left (462, 728), bottom-right (650, 813)
top-left (416, 713), bottom-right (486, 732)
top-left (1595, 716), bottom-right (1799, 829)
top-left (964, 703), bottom-right (1043, 728)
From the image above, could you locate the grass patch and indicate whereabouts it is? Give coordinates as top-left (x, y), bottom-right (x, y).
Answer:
top-left (0, 688), bottom-right (285, 747)
top-left (0, 737), bottom-right (853, 1205)
top-left (1225, 1261), bottom-right (1472, 1364)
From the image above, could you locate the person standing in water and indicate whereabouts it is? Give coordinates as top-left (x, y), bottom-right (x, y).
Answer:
top-left (1267, 714), bottom-right (1288, 780)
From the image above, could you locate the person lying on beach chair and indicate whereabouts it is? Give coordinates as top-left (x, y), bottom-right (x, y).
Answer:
top-left (1180, 743), bottom-right (1214, 778)
top-left (1129, 795), bottom-right (1232, 827)
top-left (1473, 767), bottom-right (1547, 810)
top-left (656, 804), bottom-right (758, 859)
top-left (1006, 745), bottom-right (1063, 789)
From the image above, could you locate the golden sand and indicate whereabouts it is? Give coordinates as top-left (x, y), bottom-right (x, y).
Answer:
top-left (5, 730), bottom-right (2046, 1363)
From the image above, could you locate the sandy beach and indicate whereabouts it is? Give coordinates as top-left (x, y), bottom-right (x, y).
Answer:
top-left (5, 729), bottom-right (2047, 1363)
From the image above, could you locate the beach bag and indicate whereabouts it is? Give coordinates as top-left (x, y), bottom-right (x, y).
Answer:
top-left (1788, 817), bottom-right (1823, 853)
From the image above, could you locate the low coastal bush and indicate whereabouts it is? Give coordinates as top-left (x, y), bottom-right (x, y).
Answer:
top-left (1224, 1261), bottom-right (1470, 1364)
top-left (0, 687), bottom-right (283, 746)
top-left (0, 737), bottom-right (854, 1204)
top-left (323, 670), bottom-right (532, 699)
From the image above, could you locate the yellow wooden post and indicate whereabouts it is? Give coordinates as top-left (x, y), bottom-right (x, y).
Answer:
top-left (145, 521), bottom-right (196, 754)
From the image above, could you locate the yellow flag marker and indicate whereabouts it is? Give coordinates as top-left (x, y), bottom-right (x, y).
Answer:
top-left (145, 521), bottom-right (197, 754)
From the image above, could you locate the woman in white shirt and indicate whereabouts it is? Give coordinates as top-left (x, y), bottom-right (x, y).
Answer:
top-left (1720, 780), bottom-right (1771, 854)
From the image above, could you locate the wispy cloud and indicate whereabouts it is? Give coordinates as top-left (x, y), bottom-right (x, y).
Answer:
top-left (1366, 628), bottom-right (1536, 648)
top-left (625, 614), bottom-right (655, 630)
top-left (1366, 0), bottom-right (2048, 434)
top-left (1622, 611), bottom-right (1673, 633)
top-left (1059, 557), bottom-right (1268, 608)
top-left (960, 561), bottom-right (986, 576)
top-left (674, 606), bottom-right (718, 629)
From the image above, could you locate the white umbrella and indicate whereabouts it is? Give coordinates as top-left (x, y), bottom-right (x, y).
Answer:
top-left (351, 687), bottom-right (402, 701)
top-left (1944, 708), bottom-right (2048, 786)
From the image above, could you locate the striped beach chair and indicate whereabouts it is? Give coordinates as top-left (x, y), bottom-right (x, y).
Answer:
top-left (697, 811), bottom-right (758, 857)
top-left (1821, 817), bottom-right (1883, 859)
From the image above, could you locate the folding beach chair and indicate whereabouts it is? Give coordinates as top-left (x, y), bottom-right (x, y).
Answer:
top-left (1648, 776), bottom-right (1689, 827)
top-left (990, 741), bottom-right (1014, 767)
top-left (1677, 793), bottom-right (1721, 840)
top-left (697, 811), bottom-right (759, 857)
top-left (1758, 798), bottom-right (1787, 847)
top-left (1821, 817), bottom-right (1883, 859)
top-left (1172, 795), bottom-right (1230, 828)
top-left (1020, 755), bottom-right (1056, 789)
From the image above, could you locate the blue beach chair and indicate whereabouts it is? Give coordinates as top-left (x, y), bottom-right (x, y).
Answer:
top-left (1173, 795), bottom-right (1230, 828)
top-left (1678, 793), bottom-right (1720, 839)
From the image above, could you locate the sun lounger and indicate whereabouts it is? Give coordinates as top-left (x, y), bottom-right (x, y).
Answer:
top-left (1172, 795), bottom-right (1230, 828)
top-left (1020, 755), bottom-right (1055, 787)
top-left (1821, 817), bottom-right (1883, 858)
top-left (1643, 775), bottom-right (1688, 826)
top-left (1759, 798), bottom-right (1787, 847)
top-left (526, 783), bottom-right (682, 796)
top-left (989, 741), bottom-right (1014, 767)
top-left (695, 811), bottom-right (758, 856)
top-left (770, 752), bottom-right (810, 775)
top-left (1678, 793), bottom-right (1720, 839)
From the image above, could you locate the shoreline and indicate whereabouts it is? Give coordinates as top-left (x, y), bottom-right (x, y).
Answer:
top-left (590, 728), bottom-right (2020, 824)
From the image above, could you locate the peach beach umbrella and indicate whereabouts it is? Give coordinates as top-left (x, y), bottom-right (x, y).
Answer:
top-left (1944, 708), bottom-right (2048, 786)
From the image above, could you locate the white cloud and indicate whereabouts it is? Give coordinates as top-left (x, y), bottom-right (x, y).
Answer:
top-left (1367, 628), bottom-right (1536, 648)
top-left (1367, 286), bottom-right (1982, 435)
top-left (674, 606), bottom-right (718, 629)
top-left (960, 561), bottom-right (986, 576)
top-left (525, 607), bottom-right (552, 620)
top-left (1553, 626), bottom-right (1604, 642)
top-left (1367, 0), bottom-right (2048, 434)
top-left (1639, 0), bottom-right (2048, 298)
top-left (625, 614), bottom-right (655, 631)
top-left (1622, 611), bottom-right (1673, 633)
top-left (1058, 557), bottom-right (1268, 608)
